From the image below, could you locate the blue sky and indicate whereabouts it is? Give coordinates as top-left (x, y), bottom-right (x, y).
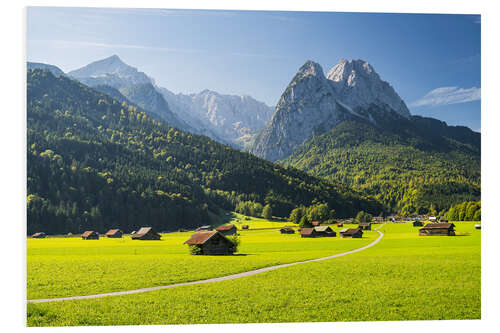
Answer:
top-left (27, 7), bottom-right (481, 131)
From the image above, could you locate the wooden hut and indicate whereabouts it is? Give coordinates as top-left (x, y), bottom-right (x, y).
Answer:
top-left (105, 229), bottom-right (123, 238)
top-left (300, 228), bottom-right (316, 238)
top-left (475, 224), bottom-right (481, 230)
top-left (131, 227), bottom-right (161, 240)
top-left (241, 225), bottom-right (249, 230)
top-left (215, 224), bottom-right (237, 236)
top-left (314, 226), bottom-right (337, 237)
top-left (196, 225), bottom-right (212, 231)
top-left (339, 228), bottom-right (363, 238)
top-left (32, 232), bottom-right (46, 239)
top-left (358, 222), bottom-right (372, 230)
top-left (82, 231), bottom-right (99, 240)
top-left (413, 221), bottom-right (424, 227)
top-left (280, 227), bottom-right (295, 234)
top-left (337, 223), bottom-right (343, 227)
top-left (311, 221), bottom-right (320, 226)
top-left (184, 231), bottom-right (236, 255)
top-left (419, 223), bottom-right (456, 236)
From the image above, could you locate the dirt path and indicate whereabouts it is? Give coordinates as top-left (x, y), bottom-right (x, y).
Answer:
top-left (28, 228), bottom-right (384, 303)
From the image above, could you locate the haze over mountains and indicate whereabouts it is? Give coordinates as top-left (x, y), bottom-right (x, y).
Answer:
top-left (58, 55), bottom-right (273, 148)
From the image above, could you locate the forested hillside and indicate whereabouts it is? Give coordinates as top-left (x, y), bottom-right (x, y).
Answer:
top-left (281, 113), bottom-right (480, 215)
top-left (27, 69), bottom-right (383, 235)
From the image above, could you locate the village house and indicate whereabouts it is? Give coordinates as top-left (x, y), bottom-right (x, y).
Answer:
top-left (82, 230), bottom-right (99, 240)
top-left (215, 224), bottom-right (237, 236)
top-left (339, 228), bottom-right (363, 238)
top-left (105, 229), bottom-right (123, 238)
top-left (32, 232), bottom-right (46, 238)
top-left (419, 223), bottom-right (456, 236)
top-left (372, 216), bottom-right (384, 223)
top-left (311, 221), bottom-right (320, 226)
top-left (280, 227), bottom-right (295, 234)
top-left (131, 227), bottom-right (161, 240)
top-left (358, 222), bottom-right (372, 230)
top-left (337, 222), bottom-right (343, 227)
top-left (184, 231), bottom-right (236, 255)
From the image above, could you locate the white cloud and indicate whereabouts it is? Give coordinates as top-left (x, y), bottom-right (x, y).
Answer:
top-left (410, 86), bottom-right (481, 107)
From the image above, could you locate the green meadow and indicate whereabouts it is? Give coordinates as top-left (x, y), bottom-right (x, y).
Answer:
top-left (27, 219), bottom-right (372, 299)
top-left (27, 221), bottom-right (480, 326)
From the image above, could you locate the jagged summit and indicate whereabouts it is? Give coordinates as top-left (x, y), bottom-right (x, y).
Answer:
top-left (250, 58), bottom-right (413, 161)
top-left (326, 58), bottom-right (411, 118)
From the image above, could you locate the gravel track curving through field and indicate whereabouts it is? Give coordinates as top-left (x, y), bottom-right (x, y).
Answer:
top-left (28, 227), bottom-right (385, 303)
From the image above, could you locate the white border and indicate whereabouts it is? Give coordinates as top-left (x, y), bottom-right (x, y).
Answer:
top-left (2, 1), bottom-right (499, 332)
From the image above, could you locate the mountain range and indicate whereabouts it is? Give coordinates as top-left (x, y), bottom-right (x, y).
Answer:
top-left (27, 56), bottom-right (481, 216)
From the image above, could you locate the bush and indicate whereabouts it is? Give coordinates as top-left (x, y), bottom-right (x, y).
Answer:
top-left (227, 235), bottom-right (240, 253)
top-left (188, 244), bottom-right (203, 255)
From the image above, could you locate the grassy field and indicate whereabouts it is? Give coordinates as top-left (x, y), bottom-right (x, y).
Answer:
top-left (27, 221), bottom-right (480, 326)
top-left (27, 220), bottom-right (373, 299)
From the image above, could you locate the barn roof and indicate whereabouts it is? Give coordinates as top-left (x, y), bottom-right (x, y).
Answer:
top-left (184, 231), bottom-right (234, 245)
top-left (314, 226), bottom-right (332, 232)
top-left (422, 223), bottom-right (455, 229)
top-left (300, 228), bottom-right (314, 235)
top-left (105, 229), bottom-right (121, 236)
top-left (32, 232), bottom-right (45, 237)
top-left (215, 224), bottom-right (236, 231)
top-left (82, 231), bottom-right (97, 237)
top-left (135, 227), bottom-right (153, 235)
top-left (340, 228), bottom-right (362, 235)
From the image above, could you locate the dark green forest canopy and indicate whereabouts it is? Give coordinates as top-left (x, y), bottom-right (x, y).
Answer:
top-left (281, 111), bottom-right (481, 215)
top-left (27, 69), bottom-right (383, 234)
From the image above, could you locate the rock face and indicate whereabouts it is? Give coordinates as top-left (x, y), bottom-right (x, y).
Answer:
top-left (159, 88), bottom-right (274, 148)
top-left (250, 58), bottom-right (411, 161)
top-left (68, 55), bottom-right (272, 147)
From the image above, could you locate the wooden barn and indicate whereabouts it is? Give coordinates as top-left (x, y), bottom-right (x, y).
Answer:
top-left (419, 223), bottom-right (456, 236)
top-left (413, 221), bottom-right (424, 227)
top-left (82, 231), bottom-right (99, 240)
top-left (314, 226), bottom-right (336, 237)
top-left (280, 227), bottom-right (295, 234)
top-left (105, 229), bottom-right (123, 238)
top-left (339, 228), bottom-right (363, 238)
top-left (300, 226), bottom-right (336, 238)
top-left (358, 222), bottom-right (372, 230)
top-left (196, 225), bottom-right (212, 231)
top-left (131, 227), bottom-right (161, 240)
top-left (241, 225), bottom-right (249, 230)
top-left (184, 231), bottom-right (236, 255)
top-left (337, 223), bottom-right (343, 227)
top-left (215, 224), bottom-right (237, 236)
top-left (32, 232), bottom-right (46, 239)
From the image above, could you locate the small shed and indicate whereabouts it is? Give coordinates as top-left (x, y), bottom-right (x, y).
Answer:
top-left (131, 227), bottom-right (161, 240)
top-left (300, 228), bottom-right (316, 238)
top-left (311, 221), bottom-right (320, 226)
top-left (358, 222), bottom-right (372, 230)
top-left (419, 223), bottom-right (456, 236)
top-left (413, 221), bottom-right (424, 227)
top-left (475, 224), bottom-right (481, 230)
top-left (241, 225), bottom-right (249, 230)
top-left (314, 226), bottom-right (336, 237)
top-left (337, 223), bottom-right (343, 227)
top-left (105, 229), bottom-right (123, 238)
top-left (184, 231), bottom-right (236, 255)
top-left (339, 228), bottom-right (363, 238)
top-left (196, 225), bottom-right (213, 231)
top-left (280, 227), bottom-right (295, 234)
top-left (215, 224), bottom-right (237, 236)
top-left (82, 231), bottom-right (99, 240)
top-left (32, 232), bottom-right (46, 239)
